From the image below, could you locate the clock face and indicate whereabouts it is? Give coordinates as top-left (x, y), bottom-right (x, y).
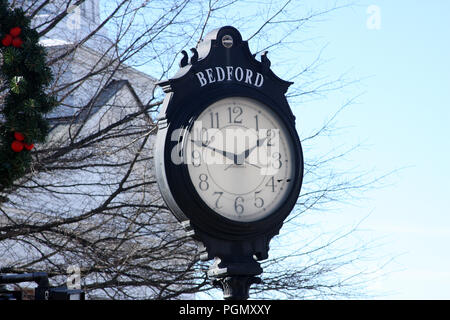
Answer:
top-left (183, 97), bottom-right (296, 222)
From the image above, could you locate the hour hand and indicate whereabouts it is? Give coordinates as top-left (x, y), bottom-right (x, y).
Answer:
top-left (190, 139), bottom-right (236, 162)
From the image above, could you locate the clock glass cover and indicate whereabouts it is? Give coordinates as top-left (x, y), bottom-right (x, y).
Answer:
top-left (184, 97), bottom-right (296, 222)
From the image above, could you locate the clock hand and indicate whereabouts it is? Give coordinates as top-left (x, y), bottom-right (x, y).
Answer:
top-left (224, 159), bottom-right (261, 171)
top-left (190, 139), bottom-right (237, 162)
top-left (245, 160), bottom-right (261, 169)
top-left (237, 137), bottom-right (267, 161)
top-left (191, 135), bottom-right (266, 165)
top-left (222, 136), bottom-right (268, 166)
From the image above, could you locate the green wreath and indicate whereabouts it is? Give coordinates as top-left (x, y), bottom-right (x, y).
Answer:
top-left (0, 0), bottom-right (57, 191)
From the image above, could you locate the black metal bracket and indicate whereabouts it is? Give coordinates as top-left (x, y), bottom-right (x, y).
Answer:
top-left (208, 257), bottom-right (262, 300)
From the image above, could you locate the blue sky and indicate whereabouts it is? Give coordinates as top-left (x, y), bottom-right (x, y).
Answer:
top-left (293, 0), bottom-right (450, 299)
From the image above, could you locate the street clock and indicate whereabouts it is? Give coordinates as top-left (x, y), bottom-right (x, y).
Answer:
top-left (155, 26), bottom-right (303, 299)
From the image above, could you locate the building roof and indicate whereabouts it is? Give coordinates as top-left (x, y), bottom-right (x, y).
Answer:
top-left (48, 79), bottom-right (146, 127)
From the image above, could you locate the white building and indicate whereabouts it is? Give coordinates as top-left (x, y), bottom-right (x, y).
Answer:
top-left (30, 0), bottom-right (156, 120)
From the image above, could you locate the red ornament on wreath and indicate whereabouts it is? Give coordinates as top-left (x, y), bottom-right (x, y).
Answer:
top-left (9, 27), bottom-right (21, 37)
top-left (2, 26), bottom-right (23, 48)
top-left (11, 140), bottom-right (24, 152)
top-left (14, 131), bottom-right (25, 141)
top-left (1, 34), bottom-right (12, 46)
top-left (12, 37), bottom-right (23, 48)
top-left (10, 132), bottom-right (33, 152)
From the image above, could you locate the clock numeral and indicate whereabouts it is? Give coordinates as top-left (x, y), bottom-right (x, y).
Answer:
top-left (272, 152), bottom-right (282, 169)
top-left (254, 191), bottom-right (264, 208)
top-left (228, 106), bottom-right (243, 124)
top-left (234, 196), bottom-right (244, 215)
top-left (198, 174), bottom-right (209, 191)
top-left (265, 176), bottom-right (275, 192)
top-left (254, 114), bottom-right (259, 131)
top-left (210, 112), bottom-right (219, 128)
top-left (213, 191), bottom-right (223, 209)
top-left (267, 129), bottom-right (275, 146)
top-left (192, 150), bottom-right (201, 167)
top-left (194, 127), bottom-right (210, 145)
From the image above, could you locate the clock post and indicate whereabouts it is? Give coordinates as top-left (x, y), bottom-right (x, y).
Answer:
top-left (155, 26), bottom-right (304, 300)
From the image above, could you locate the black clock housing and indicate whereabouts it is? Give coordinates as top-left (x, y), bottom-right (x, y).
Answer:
top-left (155, 26), bottom-right (304, 298)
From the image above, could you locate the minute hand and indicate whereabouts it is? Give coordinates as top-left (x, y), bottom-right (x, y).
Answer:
top-left (237, 137), bottom-right (267, 160)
